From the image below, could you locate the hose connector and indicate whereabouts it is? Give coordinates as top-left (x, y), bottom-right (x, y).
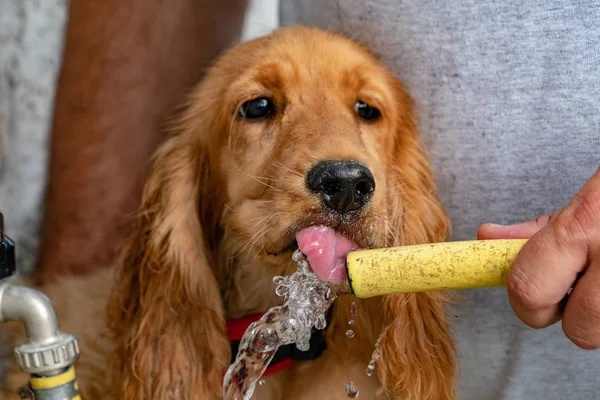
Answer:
top-left (14, 332), bottom-right (80, 375)
top-left (0, 212), bottom-right (83, 398)
top-left (0, 282), bottom-right (81, 375)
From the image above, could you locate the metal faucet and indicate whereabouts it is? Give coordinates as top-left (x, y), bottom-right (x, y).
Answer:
top-left (0, 212), bottom-right (81, 399)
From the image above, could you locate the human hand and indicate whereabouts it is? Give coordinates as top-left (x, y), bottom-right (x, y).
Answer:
top-left (478, 168), bottom-right (600, 349)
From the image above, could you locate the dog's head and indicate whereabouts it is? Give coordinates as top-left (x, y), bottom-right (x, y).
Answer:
top-left (108, 27), bottom-right (455, 400)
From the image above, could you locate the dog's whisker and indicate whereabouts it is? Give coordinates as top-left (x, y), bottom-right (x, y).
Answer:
top-left (385, 180), bottom-right (408, 192)
top-left (231, 226), bottom-right (268, 260)
top-left (305, 152), bottom-right (320, 164)
top-left (365, 212), bottom-right (401, 246)
top-left (234, 167), bottom-right (278, 189)
top-left (387, 175), bottom-right (411, 193)
top-left (271, 175), bottom-right (302, 188)
top-left (258, 240), bottom-right (269, 256)
top-left (246, 213), bottom-right (279, 249)
top-left (249, 176), bottom-right (276, 189)
top-left (230, 213), bottom-right (280, 259)
top-left (251, 199), bottom-right (277, 207)
top-left (240, 224), bottom-right (271, 254)
top-left (269, 157), bottom-right (303, 178)
top-left (250, 175), bottom-right (278, 182)
top-left (249, 213), bottom-right (277, 230)
top-left (238, 222), bottom-right (274, 267)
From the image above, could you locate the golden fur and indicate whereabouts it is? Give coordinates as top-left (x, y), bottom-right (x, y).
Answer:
top-left (2, 27), bottom-right (455, 399)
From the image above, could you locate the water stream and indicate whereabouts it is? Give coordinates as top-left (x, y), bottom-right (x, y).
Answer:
top-left (222, 250), bottom-right (339, 399)
top-left (222, 249), bottom-right (386, 399)
top-left (346, 298), bottom-right (357, 339)
top-left (366, 325), bottom-right (388, 377)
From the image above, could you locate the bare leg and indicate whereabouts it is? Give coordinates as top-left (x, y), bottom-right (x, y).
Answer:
top-left (37, 0), bottom-right (248, 280)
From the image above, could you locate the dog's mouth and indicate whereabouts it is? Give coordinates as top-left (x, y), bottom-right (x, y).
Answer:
top-left (295, 225), bottom-right (360, 284)
top-left (266, 213), bottom-right (374, 284)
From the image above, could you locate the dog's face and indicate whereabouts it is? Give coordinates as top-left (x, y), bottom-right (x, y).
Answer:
top-left (204, 28), bottom-right (417, 278)
top-left (109, 27), bottom-right (455, 400)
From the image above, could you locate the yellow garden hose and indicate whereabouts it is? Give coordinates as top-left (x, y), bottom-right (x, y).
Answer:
top-left (346, 239), bottom-right (528, 298)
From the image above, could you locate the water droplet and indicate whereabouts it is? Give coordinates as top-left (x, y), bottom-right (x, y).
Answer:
top-left (273, 276), bottom-right (286, 285)
top-left (370, 350), bottom-right (380, 364)
top-left (296, 339), bottom-right (310, 352)
top-left (365, 363), bottom-right (376, 377)
top-left (275, 285), bottom-right (289, 297)
top-left (363, 326), bottom-right (388, 380)
top-left (345, 381), bottom-right (359, 398)
top-left (288, 285), bottom-right (299, 298)
top-left (299, 261), bottom-right (311, 274)
top-left (292, 249), bottom-right (304, 262)
top-left (346, 297), bottom-right (357, 336)
top-left (258, 380), bottom-right (265, 386)
top-left (315, 315), bottom-right (327, 330)
top-left (350, 297), bottom-right (357, 318)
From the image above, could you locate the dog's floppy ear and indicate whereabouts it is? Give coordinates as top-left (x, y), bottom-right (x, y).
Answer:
top-left (106, 87), bottom-right (229, 399)
top-left (377, 80), bottom-right (457, 399)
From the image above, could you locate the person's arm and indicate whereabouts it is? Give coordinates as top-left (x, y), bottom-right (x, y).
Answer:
top-left (479, 168), bottom-right (600, 349)
top-left (37, 0), bottom-right (248, 279)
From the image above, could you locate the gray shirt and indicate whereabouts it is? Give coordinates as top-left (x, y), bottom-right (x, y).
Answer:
top-left (281, 1), bottom-right (600, 399)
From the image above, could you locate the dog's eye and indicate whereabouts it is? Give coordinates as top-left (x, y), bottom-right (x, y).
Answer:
top-left (238, 98), bottom-right (274, 119)
top-left (355, 100), bottom-right (381, 121)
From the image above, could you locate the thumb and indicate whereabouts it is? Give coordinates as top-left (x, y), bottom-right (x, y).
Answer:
top-left (477, 215), bottom-right (552, 240)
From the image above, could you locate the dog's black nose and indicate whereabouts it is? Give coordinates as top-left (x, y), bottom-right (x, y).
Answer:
top-left (307, 160), bottom-right (375, 214)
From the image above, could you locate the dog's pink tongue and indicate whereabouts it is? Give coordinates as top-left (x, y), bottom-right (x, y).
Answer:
top-left (296, 226), bottom-right (359, 284)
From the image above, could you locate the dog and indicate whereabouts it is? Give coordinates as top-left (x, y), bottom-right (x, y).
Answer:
top-left (2, 27), bottom-right (456, 399)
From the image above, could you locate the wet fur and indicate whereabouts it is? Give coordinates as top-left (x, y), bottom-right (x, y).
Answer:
top-left (2, 27), bottom-right (456, 399)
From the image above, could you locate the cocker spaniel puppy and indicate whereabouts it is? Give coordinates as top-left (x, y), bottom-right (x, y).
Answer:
top-left (2, 27), bottom-right (455, 400)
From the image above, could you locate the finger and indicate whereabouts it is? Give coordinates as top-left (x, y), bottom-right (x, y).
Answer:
top-left (477, 215), bottom-right (551, 240)
top-left (562, 255), bottom-right (600, 349)
top-left (507, 217), bottom-right (583, 328)
top-left (507, 170), bottom-right (600, 329)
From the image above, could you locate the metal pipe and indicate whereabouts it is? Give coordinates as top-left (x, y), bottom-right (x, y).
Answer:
top-left (0, 281), bottom-right (80, 378)
top-left (0, 214), bottom-right (81, 397)
top-left (0, 282), bottom-right (60, 345)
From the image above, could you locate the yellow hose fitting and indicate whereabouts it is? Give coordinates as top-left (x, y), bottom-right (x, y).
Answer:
top-left (19, 366), bottom-right (81, 400)
top-left (346, 239), bottom-right (528, 298)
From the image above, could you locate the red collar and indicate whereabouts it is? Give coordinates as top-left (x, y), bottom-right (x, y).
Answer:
top-left (226, 312), bottom-right (328, 378)
top-left (226, 313), bottom-right (263, 342)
